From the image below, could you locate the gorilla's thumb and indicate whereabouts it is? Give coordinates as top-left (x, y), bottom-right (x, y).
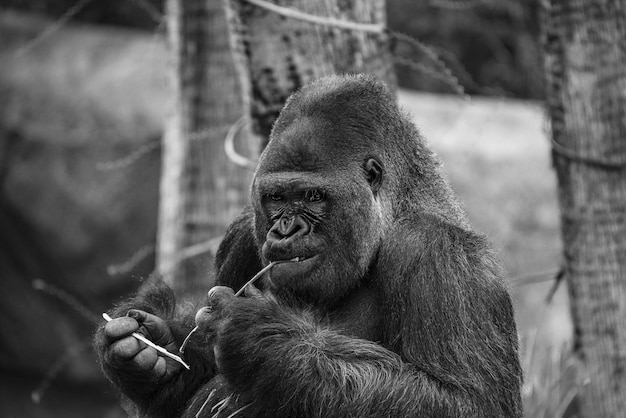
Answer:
top-left (127, 309), bottom-right (146, 322)
top-left (127, 309), bottom-right (172, 345)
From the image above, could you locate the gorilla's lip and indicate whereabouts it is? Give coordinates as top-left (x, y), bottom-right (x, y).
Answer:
top-left (268, 255), bottom-right (320, 278)
top-left (270, 255), bottom-right (314, 263)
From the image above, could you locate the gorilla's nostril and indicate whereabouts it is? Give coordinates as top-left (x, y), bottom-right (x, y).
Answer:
top-left (280, 217), bottom-right (293, 233)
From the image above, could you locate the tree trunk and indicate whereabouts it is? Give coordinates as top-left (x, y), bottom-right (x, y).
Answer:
top-left (542, 1), bottom-right (626, 416)
top-left (158, 0), bottom-right (257, 295)
top-left (223, 0), bottom-right (396, 142)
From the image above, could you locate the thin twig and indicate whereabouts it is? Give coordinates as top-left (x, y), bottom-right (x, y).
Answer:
top-left (179, 259), bottom-right (297, 353)
top-left (129, 0), bottom-right (164, 24)
top-left (33, 279), bottom-right (99, 324)
top-left (391, 32), bottom-right (468, 99)
top-left (511, 268), bottom-right (560, 287)
top-left (224, 116), bottom-right (257, 170)
top-left (107, 244), bottom-right (155, 276)
top-left (179, 325), bottom-right (199, 354)
top-left (96, 140), bottom-right (161, 171)
top-left (102, 313), bottom-right (190, 370)
top-left (429, 0), bottom-right (479, 10)
top-left (234, 261), bottom-right (278, 297)
top-left (212, 395), bottom-right (233, 417)
top-left (242, 0), bottom-right (384, 33)
top-left (31, 338), bottom-right (91, 404)
top-left (196, 388), bottom-right (217, 418)
top-left (225, 402), bottom-right (253, 418)
top-left (15, 0), bottom-right (96, 56)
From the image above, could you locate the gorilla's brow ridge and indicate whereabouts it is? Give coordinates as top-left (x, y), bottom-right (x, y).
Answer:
top-left (256, 172), bottom-right (334, 192)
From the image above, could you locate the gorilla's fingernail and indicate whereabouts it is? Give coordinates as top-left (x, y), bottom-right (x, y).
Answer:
top-left (207, 287), bottom-right (220, 299)
top-left (127, 310), bottom-right (140, 319)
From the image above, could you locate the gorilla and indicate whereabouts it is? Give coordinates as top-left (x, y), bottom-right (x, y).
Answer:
top-left (95, 74), bottom-right (523, 417)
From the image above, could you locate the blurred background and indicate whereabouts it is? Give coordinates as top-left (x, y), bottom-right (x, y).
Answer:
top-left (0, 1), bottom-right (576, 417)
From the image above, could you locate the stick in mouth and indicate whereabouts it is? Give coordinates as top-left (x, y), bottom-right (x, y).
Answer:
top-left (179, 258), bottom-right (299, 354)
top-left (234, 258), bottom-right (296, 296)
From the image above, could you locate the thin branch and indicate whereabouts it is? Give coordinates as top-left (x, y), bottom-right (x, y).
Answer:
top-left (242, 0), bottom-right (385, 33)
top-left (15, 0), bottom-right (96, 56)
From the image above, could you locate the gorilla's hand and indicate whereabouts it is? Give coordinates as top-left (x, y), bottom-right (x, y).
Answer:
top-left (199, 285), bottom-right (281, 375)
top-left (101, 309), bottom-right (183, 398)
top-left (194, 286), bottom-right (235, 336)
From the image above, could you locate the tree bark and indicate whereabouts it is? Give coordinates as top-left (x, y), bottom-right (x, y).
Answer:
top-left (542, 1), bottom-right (626, 416)
top-left (223, 0), bottom-right (396, 142)
top-left (158, 0), bottom-right (257, 295)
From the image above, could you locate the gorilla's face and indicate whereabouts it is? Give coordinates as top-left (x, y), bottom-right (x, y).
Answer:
top-left (252, 116), bottom-right (384, 306)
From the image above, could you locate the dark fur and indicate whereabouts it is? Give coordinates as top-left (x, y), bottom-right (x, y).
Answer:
top-left (93, 282), bottom-right (216, 417)
top-left (95, 75), bottom-right (522, 417)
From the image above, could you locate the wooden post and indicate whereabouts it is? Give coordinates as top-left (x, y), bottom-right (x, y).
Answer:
top-left (223, 0), bottom-right (396, 142)
top-left (158, 0), bottom-right (257, 295)
top-left (542, 1), bottom-right (626, 416)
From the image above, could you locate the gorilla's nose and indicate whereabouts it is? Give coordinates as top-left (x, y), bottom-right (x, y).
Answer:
top-left (271, 214), bottom-right (310, 240)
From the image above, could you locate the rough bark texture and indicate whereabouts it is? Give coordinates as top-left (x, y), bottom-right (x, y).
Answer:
top-left (158, 0), bottom-right (257, 295)
top-left (224, 0), bottom-right (397, 142)
top-left (543, 1), bottom-right (626, 416)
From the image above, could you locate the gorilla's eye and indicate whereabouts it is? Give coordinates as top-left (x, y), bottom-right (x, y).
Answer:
top-left (305, 189), bottom-right (324, 202)
top-left (269, 193), bottom-right (283, 201)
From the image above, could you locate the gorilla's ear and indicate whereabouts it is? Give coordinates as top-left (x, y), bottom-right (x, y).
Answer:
top-left (364, 158), bottom-right (383, 194)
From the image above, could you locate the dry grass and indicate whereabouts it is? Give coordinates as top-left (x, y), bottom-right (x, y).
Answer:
top-left (521, 333), bottom-right (580, 417)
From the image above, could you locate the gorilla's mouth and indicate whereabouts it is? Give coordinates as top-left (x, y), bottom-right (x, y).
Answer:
top-left (271, 256), bottom-right (312, 263)
top-left (268, 255), bottom-right (320, 280)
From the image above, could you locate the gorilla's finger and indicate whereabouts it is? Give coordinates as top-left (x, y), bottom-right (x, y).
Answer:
top-left (109, 335), bottom-right (144, 361)
top-left (104, 317), bottom-right (140, 343)
top-left (194, 306), bottom-right (214, 327)
top-left (132, 346), bottom-right (159, 371)
top-left (152, 357), bottom-right (167, 381)
top-left (244, 282), bottom-right (263, 299)
top-left (127, 310), bottom-right (172, 344)
top-left (207, 286), bottom-right (235, 310)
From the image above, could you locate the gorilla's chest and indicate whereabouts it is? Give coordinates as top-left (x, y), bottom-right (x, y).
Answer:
top-left (327, 284), bottom-right (382, 342)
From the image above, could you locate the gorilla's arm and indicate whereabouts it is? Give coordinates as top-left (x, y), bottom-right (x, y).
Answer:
top-left (378, 216), bottom-right (522, 416)
top-left (214, 297), bottom-right (479, 418)
top-left (210, 215), bottom-right (522, 418)
top-left (94, 209), bottom-right (262, 418)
